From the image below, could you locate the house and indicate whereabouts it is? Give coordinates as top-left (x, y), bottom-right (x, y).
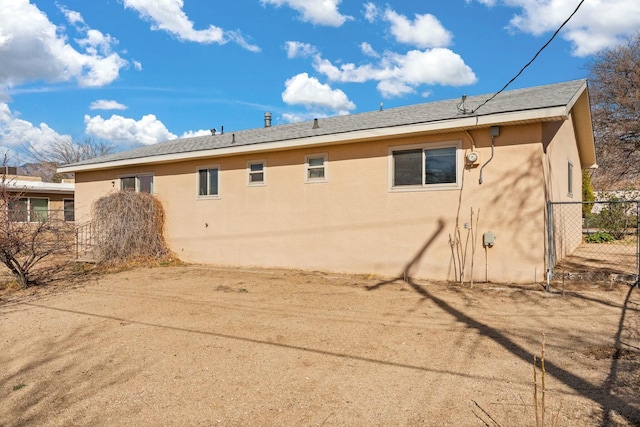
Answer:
top-left (58, 79), bottom-right (596, 283)
top-left (1, 172), bottom-right (75, 222)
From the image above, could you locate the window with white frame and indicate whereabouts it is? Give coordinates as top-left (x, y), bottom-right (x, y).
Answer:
top-left (121, 174), bottom-right (154, 193)
top-left (8, 197), bottom-right (49, 222)
top-left (247, 161), bottom-right (265, 185)
top-left (567, 161), bottom-right (573, 197)
top-left (197, 166), bottom-right (219, 197)
top-left (390, 143), bottom-right (460, 190)
top-left (305, 154), bottom-right (327, 182)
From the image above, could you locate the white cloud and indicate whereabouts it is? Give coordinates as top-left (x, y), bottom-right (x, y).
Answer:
top-left (383, 9), bottom-right (452, 48)
top-left (285, 41), bottom-right (318, 58)
top-left (180, 129), bottom-right (211, 138)
top-left (0, 103), bottom-right (71, 155)
top-left (472, 0), bottom-right (640, 56)
top-left (0, 0), bottom-right (127, 89)
top-left (261, 0), bottom-right (352, 27)
top-left (363, 2), bottom-right (379, 23)
top-left (282, 73), bottom-right (355, 112)
top-left (58, 4), bottom-right (85, 25)
top-left (123, 0), bottom-right (260, 52)
top-left (282, 111), bottom-right (331, 123)
top-left (313, 48), bottom-right (477, 98)
top-left (360, 42), bottom-right (379, 58)
top-left (84, 113), bottom-right (177, 145)
top-left (133, 60), bottom-right (143, 71)
top-left (90, 100), bottom-right (128, 111)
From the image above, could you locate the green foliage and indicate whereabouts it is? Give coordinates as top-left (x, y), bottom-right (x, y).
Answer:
top-left (581, 169), bottom-right (595, 218)
top-left (585, 231), bottom-right (615, 243)
top-left (588, 199), bottom-right (635, 240)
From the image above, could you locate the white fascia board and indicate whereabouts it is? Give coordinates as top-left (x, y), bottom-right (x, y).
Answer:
top-left (59, 106), bottom-right (569, 173)
top-left (6, 181), bottom-right (75, 194)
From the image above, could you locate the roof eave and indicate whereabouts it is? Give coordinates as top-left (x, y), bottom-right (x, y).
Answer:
top-left (59, 106), bottom-right (571, 173)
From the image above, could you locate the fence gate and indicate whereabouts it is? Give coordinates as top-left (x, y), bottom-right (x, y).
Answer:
top-left (547, 200), bottom-right (639, 286)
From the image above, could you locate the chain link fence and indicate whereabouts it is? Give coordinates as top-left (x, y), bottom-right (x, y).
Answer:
top-left (548, 200), bottom-right (639, 286)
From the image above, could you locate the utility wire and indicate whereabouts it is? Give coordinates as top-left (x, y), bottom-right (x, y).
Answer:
top-left (471, 0), bottom-right (586, 114)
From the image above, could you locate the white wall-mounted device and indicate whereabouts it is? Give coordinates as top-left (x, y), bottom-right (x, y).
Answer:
top-left (483, 231), bottom-right (496, 248)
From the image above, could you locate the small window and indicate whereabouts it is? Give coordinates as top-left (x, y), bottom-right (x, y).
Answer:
top-left (121, 174), bottom-right (154, 193)
top-left (305, 154), bottom-right (327, 182)
top-left (30, 198), bottom-right (49, 221)
top-left (248, 161), bottom-right (265, 185)
top-left (8, 198), bottom-right (28, 222)
top-left (198, 167), bottom-right (219, 197)
top-left (63, 199), bottom-right (75, 222)
top-left (390, 143), bottom-right (459, 190)
top-left (567, 161), bottom-right (573, 197)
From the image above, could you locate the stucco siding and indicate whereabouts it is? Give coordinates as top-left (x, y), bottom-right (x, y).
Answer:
top-left (544, 114), bottom-right (584, 263)
top-left (75, 123), bottom-right (552, 282)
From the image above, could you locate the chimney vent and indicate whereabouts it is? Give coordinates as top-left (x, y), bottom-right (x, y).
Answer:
top-left (264, 112), bottom-right (272, 128)
top-left (312, 118), bottom-right (319, 129)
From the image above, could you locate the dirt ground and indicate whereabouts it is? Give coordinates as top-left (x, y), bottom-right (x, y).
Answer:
top-left (1, 265), bottom-right (639, 426)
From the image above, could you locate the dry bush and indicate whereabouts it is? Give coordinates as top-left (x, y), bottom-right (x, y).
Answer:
top-left (91, 191), bottom-right (171, 265)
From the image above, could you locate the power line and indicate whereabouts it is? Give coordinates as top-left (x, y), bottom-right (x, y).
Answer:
top-left (471, 0), bottom-right (586, 114)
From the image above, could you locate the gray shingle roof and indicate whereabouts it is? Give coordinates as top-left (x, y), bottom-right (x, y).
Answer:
top-left (64, 79), bottom-right (586, 168)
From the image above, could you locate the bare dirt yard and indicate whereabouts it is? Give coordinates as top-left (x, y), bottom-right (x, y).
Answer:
top-left (1, 265), bottom-right (639, 426)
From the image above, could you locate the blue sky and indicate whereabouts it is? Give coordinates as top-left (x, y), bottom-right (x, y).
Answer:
top-left (1, 0), bottom-right (639, 162)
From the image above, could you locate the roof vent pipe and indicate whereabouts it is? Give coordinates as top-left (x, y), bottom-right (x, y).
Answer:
top-left (312, 118), bottom-right (319, 129)
top-left (264, 112), bottom-right (272, 128)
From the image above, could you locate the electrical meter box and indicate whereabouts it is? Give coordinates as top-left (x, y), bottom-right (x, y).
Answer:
top-left (483, 231), bottom-right (496, 248)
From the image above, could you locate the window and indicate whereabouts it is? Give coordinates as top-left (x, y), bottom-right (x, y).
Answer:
top-left (63, 199), bottom-right (75, 222)
top-left (567, 161), bottom-right (573, 197)
top-left (305, 154), bottom-right (327, 182)
top-left (390, 143), bottom-right (459, 190)
top-left (8, 197), bottom-right (49, 222)
top-left (198, 167), bottom-right (219, 197)
top-left (8, 198), bottom-right (27, 222)
top-left (248, 161), bottom-right (265, 185)
top-left (121, 174), bottom-right (154, 193)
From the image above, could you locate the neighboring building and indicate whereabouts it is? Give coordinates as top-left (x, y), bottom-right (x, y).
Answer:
top-left (2, 175), bottom-right (75, 223)
top-left (59, 79), bottom-right (596, 283)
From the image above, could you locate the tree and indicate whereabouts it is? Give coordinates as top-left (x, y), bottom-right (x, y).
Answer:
top-left (0, 169), bottom-right (74, 287)
top-left (25, 138), bottom-right (114, 182)
top-left (582, 169), bottom-right (595, 218)
top-left (588, 33), bottom-right (640, 189)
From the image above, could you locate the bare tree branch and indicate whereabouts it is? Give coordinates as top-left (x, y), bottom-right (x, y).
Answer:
top-left (24, 138), bottom-right (115, 182)
top-left (588, 33), bottom-right (640, 189)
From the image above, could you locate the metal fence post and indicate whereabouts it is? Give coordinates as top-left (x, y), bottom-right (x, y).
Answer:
top-left (548, 201), bottom-right (553, 290)
top-left (636, 200), bottom-right (639, 287)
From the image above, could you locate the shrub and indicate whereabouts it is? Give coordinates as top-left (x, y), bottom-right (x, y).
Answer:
top-left (589, 200), bottom-right (634, 240)
top-left (585, 231), bottom-right (615, 243)
top-left (91, 191), bottom-right (170, 265)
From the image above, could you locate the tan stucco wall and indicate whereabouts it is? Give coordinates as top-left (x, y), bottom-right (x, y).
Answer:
top-left (543, 114), bottom-right (584, 263)
top-left (75, 121), bottom-right (582, 283)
